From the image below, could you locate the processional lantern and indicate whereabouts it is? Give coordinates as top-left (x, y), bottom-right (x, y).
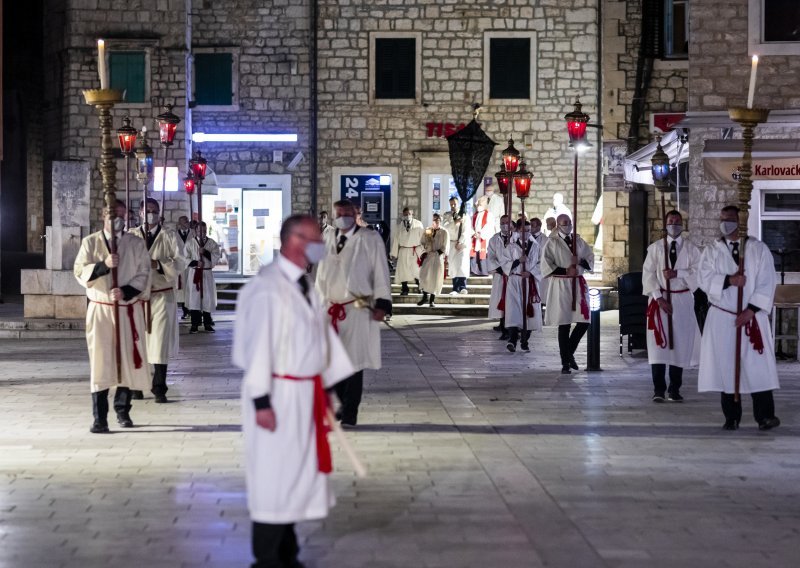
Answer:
top-left (156, 105), bottom-right (180, 146)
top-left (513, 160), bottom-right (533, 200)
top-left (651, 138), bottom-right (671, 190)
top-left (446, 107), bottom-right (498, 216)
top-left (183, 173), bottom-right (196, 195)
top-left (135, 127), bottom-right (154, 185)
top-left (116, 116), bottom-right (138, 155)
top-left (564, 98), bottom-right (589, 145)
top-left (190, 150), bottom-right (208, 180)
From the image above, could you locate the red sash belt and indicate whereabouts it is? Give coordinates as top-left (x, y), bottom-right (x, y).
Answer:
top-left (525, 276), bottom-right (540, 318)
top-left (90, 299), bottom-right (144, 369)
top-left (328, 300), bottom-right (356, 333)
top-left (551, 275), bottom-right (590, 319)
top-left (496, 274), bottom-right (508, 311)
top-left (272, 373), bottom-right (332, 474)
top-left (647, 299), bottom-right (668, 349)
top-left (711, 304), bottom-right (765, 354)
top-left (193, 266), bottom-right (204, 295)
top-left (470, 211), bottom-right (488, 259)
top-left (401, 245), bottom-right (422, 267)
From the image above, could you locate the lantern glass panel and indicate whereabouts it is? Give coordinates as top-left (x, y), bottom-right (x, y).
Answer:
top-left (117, 132), bottom-right (137, 154)
top-left (159, 122), bottom-right (178, 145)
top-left (567, 120), bottom-right (588, 143)
top-left (495, 171), bottom-right (510, 195)
top-left (191, 160), bottom-right (207, 180)
top-left (184, 177), bottom-right (196, 195)
top-left (514, 173), bottom-right (532, 199)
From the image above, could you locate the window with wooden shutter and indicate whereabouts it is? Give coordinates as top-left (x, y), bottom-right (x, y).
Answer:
top-left (375, 38), bottom-right (416, 99)
top-left (489, 38), bottom-right (530, 100)
top-left (195, 53), bottom-right (234, 106)
top-left (109, 52), bottom-right (146, 103)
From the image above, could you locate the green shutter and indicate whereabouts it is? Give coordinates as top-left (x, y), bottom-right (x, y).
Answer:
top-left (489, 38), bottom-right (530, 99)
top-left (195, 53), bottom-right (233, 106)
top-left (109, 52), bottom-right (146, 103)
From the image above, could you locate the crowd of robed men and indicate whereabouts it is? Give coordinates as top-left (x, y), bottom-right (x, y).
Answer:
top-left (73, 193), bottom-right (782, 568)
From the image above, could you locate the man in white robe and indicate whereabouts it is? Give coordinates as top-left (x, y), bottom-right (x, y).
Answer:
top-left (485, 186), bottom-right (506, 233)
top-left (541, 193), bottom-right (572, 234)
top-left (698, 205), bottom-right (780, 431)
top-left (530, 217), bottom-right (548, 302)
top-left (542, 214), bottom-right (594, 374)
top-left (505, 219), bottom-right (543, 353)
top-left (642, 210), bottom-right (701, 403)
top-left (185, 222), bottom-right (221, 333)
top-left (130, 198), bottom-right (185, 403)
top-left (74, 200), bottom-right (151, 433)
top-left (233, 214), bottom-right (354, 568)
top-left (390, 207), bottom-right (424, 296)
top-left (442, 197), bottom-right (472, 294)
top-left (486, 215), bottom-right (513, 340)
top-left (175, 216), bottom-right (192, 319)
top-left (470, 196), bottom-right (495, 276)
top-left (417, 214), bottom-right (449, 308)
top-left (316, 199), bottom-right (392, 427)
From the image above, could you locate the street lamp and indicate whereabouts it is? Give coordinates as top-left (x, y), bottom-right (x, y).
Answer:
top-left (156, 104), bottom-right (181, 220)
top-left (134, 126), bottom-right (154, 231)
top-left (116, 116), bottom-right (138, 229)
top-left (189, 150), bottom-right (207, 229)
top-left (564, 98), bottom-right (590, 311)
top-left (183, 171), bottom-right (196, 223)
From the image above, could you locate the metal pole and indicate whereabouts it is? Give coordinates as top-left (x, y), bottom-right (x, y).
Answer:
top-left (124, 154), bottom-right (131, 229)
top-left (571, 150), bottom-right (578, 311)
top-left (520, 199), bottom-right (527, 339)
top-left (160, 145), bottom-right (168, 223)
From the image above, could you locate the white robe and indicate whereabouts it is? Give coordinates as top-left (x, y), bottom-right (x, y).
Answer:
top-left (131, 226), bottom-right (185, 365)
top-left (697, 238), bottom-right (779, 394)
top-left (418, 228), bottom-right (450, 295)
top-left (486, 232), bottom-right (513, 319)
top-left (642, 236), bottom-right (701, 368)
top-left (185, 236), bottom-right (221, 312)
top-left (233, 260), bottom-right (354, 524)
top-left (442, 211), bottom-right (472, 279)
top-left (504, 234), bottom-right (543, 331)
top-left (532, 232), bottom-right (548, 301)
top-left (486, 193), bottom-right (506, 233)
top-left (390, 219), bottom-right (424, 283)
top-left (470, 209), bottom-right (495, 260)
top-left (316, 226), bottom-right (392, 371)
top-left (542, 233), bottom-right (594, 326)
top-left (175, 229), bottom-right (192, 304)
top-left (74, 231), bottom-right (152, 393)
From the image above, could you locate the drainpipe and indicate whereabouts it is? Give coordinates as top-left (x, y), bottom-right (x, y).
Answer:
top-left (309, 0), bottom-right (318, 216)
top-left (185, 0), bottom-right (193, 165)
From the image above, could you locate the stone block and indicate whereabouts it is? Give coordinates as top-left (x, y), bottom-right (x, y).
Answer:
top-left (52, 161), bottom-right (91, 228)
top-left (24, 295), bottom-right (55, 319)
top-left (52, 270), bottom-right (84, 295)
top-left (21, 269), bottom-right (52, 295)
top-left (55, 296), bottom-right (88, 319)
top-left (47, 226), bottom-right (85, 270)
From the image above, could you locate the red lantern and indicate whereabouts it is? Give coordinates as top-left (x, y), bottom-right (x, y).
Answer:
top-left (183, 173), bottom-right (196, 195)
top-left (514, 160), bottom-right (533, 199)
top-left (495, 167), bottom-right (510, 195)
top-left (564, 99), bottom-right (590, 144)
top-left (501, 138), bottom-right (520, 173)
top-left (156, 105), bottom-right (181, 146)
top-left (116, 116), bottom-right (138, 155)
top-left (190, 150), bottom-right (208, 180)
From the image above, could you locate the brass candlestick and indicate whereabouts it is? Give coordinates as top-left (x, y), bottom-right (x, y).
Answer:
top-left (727, 105), bottom-right (770, 401)
top-left (83, 89), bottom-right (124, 216)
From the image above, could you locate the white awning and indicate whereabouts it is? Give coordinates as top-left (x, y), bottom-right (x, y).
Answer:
top-left (623, 130), bottom-right (690, 185)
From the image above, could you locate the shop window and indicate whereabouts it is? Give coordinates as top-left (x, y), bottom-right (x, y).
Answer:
top-left (374, 38), bottom-right (416, 100)
top-left (484, 32), bottom-right (537, 103)
top-left (664, 0), bottom-right (688, 58)
top-left (195, 53), bottom-right (234, 106)
top-left (760, 190), bottom-right (800, 272)
top-left (749, 0), bottom-right (800, 55)
top-left (109, 52), bottom-right (147, 103)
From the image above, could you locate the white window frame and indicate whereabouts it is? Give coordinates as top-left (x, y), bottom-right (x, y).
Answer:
top-left (749, 0), bottom-right (800, 56)
top-left (105, 39), bottom-right (155, 109)
top-left (752, 182), bottom-right (800, 280)
top-left (192, 48), bottom-right (240, 112)
top-left (483, 31), bottom-right (538, 106)
top-left (369, 32), bottom-right (422, 106)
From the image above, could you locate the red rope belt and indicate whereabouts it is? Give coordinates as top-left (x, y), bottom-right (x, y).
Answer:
top-left (90, 299), bottom-right (144, 369)
top-left (193, 266), bottom-right (205, 294)
top-left (272, 373), bottom-right (332, 474)
top-left (327, 300), bottom-right (356, 333)
top-left (496, 274), bottom-right (508, 311)
top-left (647, 299), bottom-right (667, 349)
top-left (551, 275), bottom-right (590, 319)
top-left (711, 304), bottom-right (765, 354)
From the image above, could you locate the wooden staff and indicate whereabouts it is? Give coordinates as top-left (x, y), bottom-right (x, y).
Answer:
top-left (661, 192), bottom-right (674, 350)
top-left (325, 408), bottom-right (367, 478)
top-left (571, 151), bottom-right (578, 311)
top-left (109, 224), bottom-right (122, 384)
top-left (734, 238), bottom-right (745, 402)
top-left (520, 204), bottom-right (528, 339)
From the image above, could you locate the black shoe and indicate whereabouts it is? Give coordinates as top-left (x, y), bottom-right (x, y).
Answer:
top-left (189, 326), bottom-right (198, 334)
top-left (416, 294), bottom-right (428, 306)
top-left (335, 409), bottom-right (343, 421)
top-left (131, 390), bottom-right (144, 400)
top-left (340, 417), bottom-right (357, 428)
top-left (520, 343), bottom-right (530, 353)
top-left (758, 417), bottom-right (781, 431)
top-left (561, 365), bottom-right (571, 374)
top-left (116, 413), bottom-right (134, 428)
top-left (499, 331), bottom-right (510, 341)
top-left (569, 355), bottom-right (579, 370)
top-left (204, 325), bottom-right (215, 333)
top-left (400, 284), bottom-right (410, 296)
top-left (181, 311), bottom-right (190, 320)
top-left (506, 342), bottom-right (516, 353)
top-left (154, 394), bottom-right (168, 404)
top-left (90, 421), bottom-right (109, 434)
top-left (652, 393), bottom-right (666, 403)
top-left (667, 392), bottom-right (684, 402)
top-left (493, 324), bottom-right (503, 332)
top-left (723, 419), bottom-right (739, 431)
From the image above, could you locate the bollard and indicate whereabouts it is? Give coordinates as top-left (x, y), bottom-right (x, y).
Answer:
top-left (586, 287), bottom-right (602, 371)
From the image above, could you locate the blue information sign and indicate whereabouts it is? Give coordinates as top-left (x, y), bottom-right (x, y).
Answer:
top-left (339, 174), bottom-right (392, 227)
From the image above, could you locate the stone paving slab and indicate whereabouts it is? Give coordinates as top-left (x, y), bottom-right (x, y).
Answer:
top-left (0, 311), bottom-right (799, 567)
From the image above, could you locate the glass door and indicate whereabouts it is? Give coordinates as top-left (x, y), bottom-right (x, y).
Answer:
top-left (203, 187), bottom-right (242, 277)
top-left (242, 188), bottom-right (284, 276)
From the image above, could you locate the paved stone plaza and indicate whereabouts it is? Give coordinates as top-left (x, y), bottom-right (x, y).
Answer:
top-left (1, 312), bottom-right (799, 568)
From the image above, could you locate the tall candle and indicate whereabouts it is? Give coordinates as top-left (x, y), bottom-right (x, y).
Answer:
top-left (746, 55), bottom-right (758, 109)
top-left (97, 39), bottom-right (108, 90)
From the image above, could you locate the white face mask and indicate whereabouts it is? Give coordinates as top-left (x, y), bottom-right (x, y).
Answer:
top-left (404, 215), bottom-right (412, 222)
top-left (334, 216), bottom-right (355, 230)
top-left (559, 224), bottom-right (572, 236)
top-left (666, 224), bottom-right (683, 238)
top-left (146, 213), bottom-right (159, 226)
top-left (112, 218), bottom-right (125, 233)
top-left (304, 241), bottom-right (327, 265)
top-left (720, 221), bottom-right (739, 236)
